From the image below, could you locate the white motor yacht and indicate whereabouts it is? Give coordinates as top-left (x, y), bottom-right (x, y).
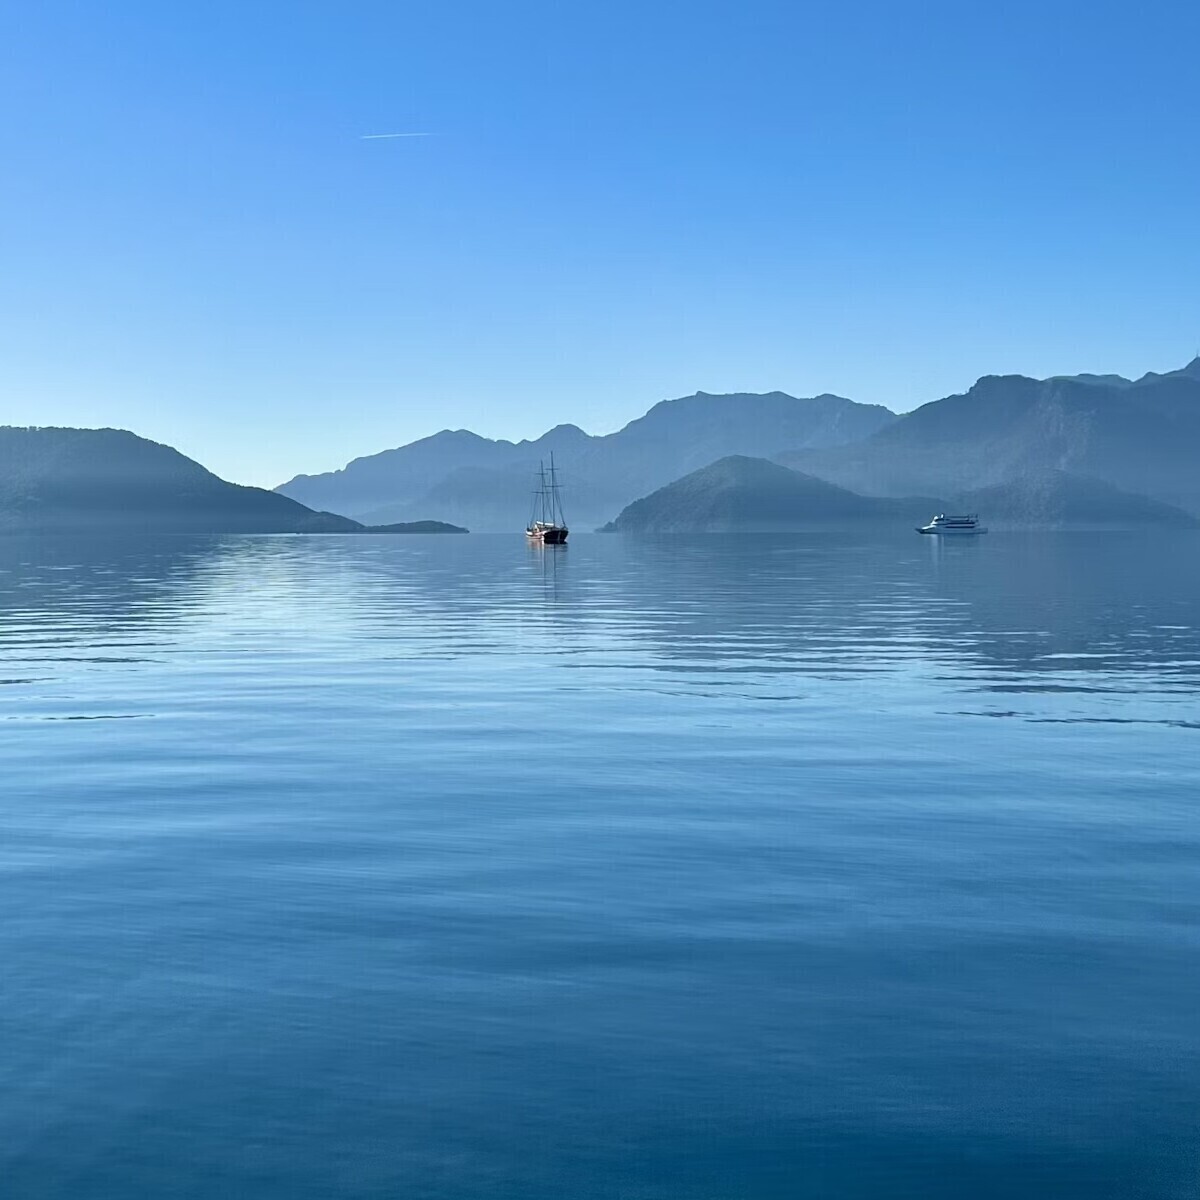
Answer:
top-left (917, 513), bottom-right (987, 535)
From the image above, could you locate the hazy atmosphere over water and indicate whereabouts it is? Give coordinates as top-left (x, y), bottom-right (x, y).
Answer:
top-left (3, 532), bottom-right (1200, 1198)
top-left (5, 2), bottom-right (1200, 1196)
top-left (3, 0), bottom-right (1200, 484)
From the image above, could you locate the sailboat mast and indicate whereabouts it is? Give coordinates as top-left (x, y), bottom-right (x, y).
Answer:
top-left (525, 456), bottom-right (567, 539)
top-left (524, 454), bottom-right (568, 542)
top-left (547, 453), bottom-right (565, 525)
top-left (530, 461), bottom-right (546, 527)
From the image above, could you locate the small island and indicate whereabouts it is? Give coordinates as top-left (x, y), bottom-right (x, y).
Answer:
top-left (362, 521), bottom-right (468, 534)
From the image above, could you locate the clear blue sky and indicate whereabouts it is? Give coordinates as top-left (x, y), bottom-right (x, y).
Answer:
top-left (2, 0), bottom-right (1197, 486)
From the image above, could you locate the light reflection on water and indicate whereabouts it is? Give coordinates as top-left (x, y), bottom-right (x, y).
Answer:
top-left (1, 531), bottom-right (1198, 1199)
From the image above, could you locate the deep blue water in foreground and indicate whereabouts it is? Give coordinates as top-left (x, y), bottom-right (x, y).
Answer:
top-left (1, 531), bottom-right (1198, 1199)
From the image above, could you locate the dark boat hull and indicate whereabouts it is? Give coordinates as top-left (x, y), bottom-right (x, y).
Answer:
top-left (527, 527), bottom-right (568, 544)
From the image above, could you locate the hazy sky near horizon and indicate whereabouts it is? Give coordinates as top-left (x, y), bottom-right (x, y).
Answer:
top-left (2, 1), bottom-right (1198, 486)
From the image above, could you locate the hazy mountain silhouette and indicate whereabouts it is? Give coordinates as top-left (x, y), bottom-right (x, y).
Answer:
top-left (280, 425), bottom-right (590, 519)
top-left (368, 520), bottom-right (468, 533)
top-left (357, 464), bottom-right (569, 532)
top-left (601, 458), bottom-right (1195, 533)
top-left (599, 456), bottom-right (938, 532)
top-left (782, 361), bottom-right (1200, 515)
top-left (957, 470), bottom-right (1198, 529)
top-left (0, 427), bottom-right (361, 534)
top-left (21, 360), bottom-right (1197, 536)
top-left (276, 392), bottom-right (897, 531)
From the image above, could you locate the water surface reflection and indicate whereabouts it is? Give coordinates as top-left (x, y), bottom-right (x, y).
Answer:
top-left (0, 532), bottom-right (1197, 1198)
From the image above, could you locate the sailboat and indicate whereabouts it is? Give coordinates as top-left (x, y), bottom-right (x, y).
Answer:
top-left (526, 454), bottom-right (569, 544)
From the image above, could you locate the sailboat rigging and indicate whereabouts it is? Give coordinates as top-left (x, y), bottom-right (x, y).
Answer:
top-left (526, 454), bottom-right (569, 544)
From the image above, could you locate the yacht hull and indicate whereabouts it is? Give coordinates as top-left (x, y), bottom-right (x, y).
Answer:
top-left (917, 513), bottom-right (986, 535)
top-left (527, 527), bottom-right (568, 544)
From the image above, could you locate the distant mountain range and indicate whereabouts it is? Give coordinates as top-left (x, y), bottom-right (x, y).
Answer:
top-left (0, 428), bottom-right (464, 535)
top-left (276, 392), bottom-right (896, 531)
top-left (275, 360), bottom-right (1200, 531)
top-left (780, 359), bottom-right (1200, 516)
top-left (599, 457), bottom-right (931, 531)
top-left (5, 358), bottom-right (1199, 536)
top-left (601, 457), bottom-right (1198, 533)
top-left (954, 470), bottom-right (1197, 529)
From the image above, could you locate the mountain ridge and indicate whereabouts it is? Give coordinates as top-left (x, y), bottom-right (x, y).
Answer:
top-left (10, 357), bottom-right (1199, 535)
top-left (276, 390), bottom-right (898, 531)
top-left (276, 360), bottom-right (1200, 530)
top-left (0, 426), bottom-right (460, 535)
top-left (600, 456), bottom-right (939, 532)
top-left (601, 457), bottom-right (1199, 534)
top-left (780, 362), bottom-right (1200, 515)
top-left (957, 470), bottom-right (1199, 529)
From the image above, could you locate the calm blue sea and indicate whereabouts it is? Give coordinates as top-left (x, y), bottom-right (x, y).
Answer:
top-left (1, 532), bottom-right (1198, 1199)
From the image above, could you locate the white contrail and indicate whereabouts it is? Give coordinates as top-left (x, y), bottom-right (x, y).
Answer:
top-left (360, 132), bottom-right (434, 139)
